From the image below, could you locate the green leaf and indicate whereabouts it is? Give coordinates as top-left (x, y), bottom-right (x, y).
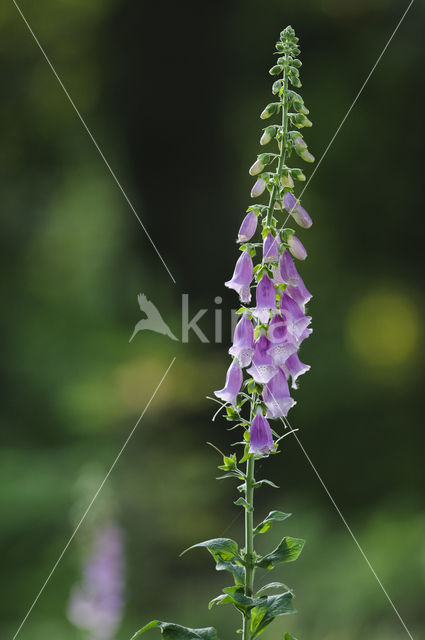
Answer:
top-left (208, 594), bottom-right (232, 609)
top-left (255, 582), bottom-right (292, 597)
top-left (255, 479), bottom-right (280, 489)
top-left (131, 621), bottom-right (219, 640)
top-left (254, 511), bottom-right (292, 535)
top-left (251, 592), bottom-right (296, 638)
top-left (256, 537), bottom-right (305, 569)
top-left (234, 497), bottom-right (253, 511)
top-left (284, 634), bottom-right (298, 640)
top-left (215, 559), bottom-right (245, 585)
top-left (222, 586), bottom-right (259, 612)
top-left (216, 472), bottom-right (243, 480)
top-left (181, 538), bottom-right (239, 562)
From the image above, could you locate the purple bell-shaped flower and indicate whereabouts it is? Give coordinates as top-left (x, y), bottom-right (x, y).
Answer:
top-left (267, 314), bottom-right (298, 366)
top-left (249, 408), bottom-right (274, 455)
top-left (214, 359), bottom-right (243, 407)
top-left (283, 352), bottom-right (311, 389)
top-left (229, 314), bottom-right (255, 368)
top-left (225, 251), bottom-right (254, 303)
top-left (280, 292), bottom-right (311, 341)
top-left (263, 368), bottom-right (296, 418)
top-left (247, 330), bottom-right (277, 383)
top-left (263, 232), bottom-right (280, 263)
top-left (252, 274), bottom-right (277, 324)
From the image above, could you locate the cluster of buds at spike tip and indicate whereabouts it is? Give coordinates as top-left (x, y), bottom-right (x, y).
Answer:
top-left (215, 24), bottom-right (315, 458)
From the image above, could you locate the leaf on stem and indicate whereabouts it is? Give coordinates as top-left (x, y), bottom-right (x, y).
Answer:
top-left (131, 621), bottom-right (220, 640)
top-left (256, 537), bottom-right (305, 569)
top-left (253, 511), bottom-right (291, 535)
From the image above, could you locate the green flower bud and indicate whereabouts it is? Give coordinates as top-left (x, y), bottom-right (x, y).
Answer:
top-left (293, 100), bottom-right (309, 115)
top-left (260, 102), bottom-right (280, 119)
top-left (280, 173), bottom-right (294, 188)
top-left (289, 76), bottom-right (302, 88)
top-left (275, 42), bottom-right (284, 53)
top-left (260, 126), bottom-right (276, 145)
top-left (291, 168), bottom-right (306, 182)
top-left (272, 79), bottom-right (283, 95)
top-left (292, 113), bottom-right (312, 128)
top-left (292, 59), bottom-right (302, 68)
top-left (300, 150), bottom-right (315, 163)
top-left (269, 64), bottom-right (283, 76)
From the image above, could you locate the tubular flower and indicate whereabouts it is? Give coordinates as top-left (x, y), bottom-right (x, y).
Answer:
top-left (263, 232), bottom-right (280, 263)
top-left (247, 331), bottom-right (277, 383)
top-left (252, 274), bottom-right (277, 323)
top-left (225, 251), bottom-right (253, 303)
top-left (237, 210), bottom-right (258, 243)
top-left (214, 359), bottom-right (243, 407)
top-left (280, 292), bottom-right (312, 341)
top-left (283, 191), bottom-right (313, 229)
top-left (229, 314), bottom-right (255, 367)
top-left (249, 409), bottom-right (274, 455)
top-left (263, 368), bottom-right (296, 418)
top-left (279, 250), bottom-right (300, 285)
top-left (251, 178), bottom-right (267, 198)
top-left (267, 314), bottom-right (298, 365)
top-left (283, 352), bottom-right (311, 389)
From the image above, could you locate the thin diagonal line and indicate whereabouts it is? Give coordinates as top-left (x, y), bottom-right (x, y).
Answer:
top-left (11, 0), bottom-right (176, 285)
top-left (288, 426), bottom-right (415, 640)
top-left (12, 357), bottom-right (176, 640)
top-left (282, 0), bottom-right (415, 227)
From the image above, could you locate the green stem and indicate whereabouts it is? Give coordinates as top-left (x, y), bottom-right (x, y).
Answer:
top-left (242, 455), bottom-right (256, 640)
top-left (266, 53), bottom-right (289, 228)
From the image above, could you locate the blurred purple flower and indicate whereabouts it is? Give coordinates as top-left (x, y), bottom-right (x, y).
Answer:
top-left (229, 315), bottom-right (255, 367)
top-left (68, 522), bottom-right (124, 640)
top-left (214, 359), bottom-right (243, 407)
top-left (225, 251), bottom-right (254, 303)
top-left (249, 410), bottom-right (274, 455)
top-left (279, 250), bottom-right (300, 286)
top-left (280, 292), bottom-right (311, 341)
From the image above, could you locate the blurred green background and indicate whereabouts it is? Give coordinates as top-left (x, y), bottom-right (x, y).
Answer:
top-left (1, 0), bottom-right (424, 638)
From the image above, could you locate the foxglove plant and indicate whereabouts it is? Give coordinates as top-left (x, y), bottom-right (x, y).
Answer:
top-left (132, 25), bottom-right (314, 640)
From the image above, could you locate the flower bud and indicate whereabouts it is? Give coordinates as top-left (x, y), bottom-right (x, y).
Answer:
top-left (260, 102), bottom-right (279, 120)
top-left (300, 150), bottom-right (315, 163)
top-left (249, 159), bottom-right (265, 176)
top-left (272, 80), bottom-right (283, 95)
top-left (260, 126), bottom-right (276, 145)
top-left (251, 178), bottom-right (267, 198)
top-left (237, 210), bottom-right (258, 243)
top-left (269, 64), bottom-right (283, 76)
top-left (288, 234), bottom-right (307, 260)
top-left (280, 173), bottom-right (294, 188)
top-left (293, 113), bottom-right (312, 128)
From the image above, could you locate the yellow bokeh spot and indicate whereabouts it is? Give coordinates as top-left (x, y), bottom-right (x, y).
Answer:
top-left (347, 289), bottom-right (421, 370)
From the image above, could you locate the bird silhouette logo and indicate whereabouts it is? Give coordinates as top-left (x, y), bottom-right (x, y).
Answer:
top-left (129, 293), bottom-right (179, 342)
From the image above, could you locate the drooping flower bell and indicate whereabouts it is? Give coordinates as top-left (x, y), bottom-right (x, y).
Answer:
top-left (252, 274), bottom-right (277, 323)
top-left (267, 314), bottom-right (298, 366)
top-left (279, 250), bottom-right (300, 286)
top-left (263, 368), bottom-right (296, 418)
top-left (247, 330), bottom-right (277, 383)
top-left (229, 314), bottom-right (255, 367)
top-left (249, 408), bottom-right (274, 455)
top-left (263, 232), bottom-right (280, 263)
top-left (225, 251), bottom-right (253, 303)
top-left (251, 178), bottom-right (267, 198)
top-left (287, 278), bottom-right (312, 312)
top-left (237, 211), bottom-right (258, 243)
top-left (283, 352), bottom-right (311, 389)
top-left (214, 359), bottom-right (243, 407)
top-left (283, 191), bottom-right (312, 229)
top-left (280, 292), bottom-right (312, 341)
